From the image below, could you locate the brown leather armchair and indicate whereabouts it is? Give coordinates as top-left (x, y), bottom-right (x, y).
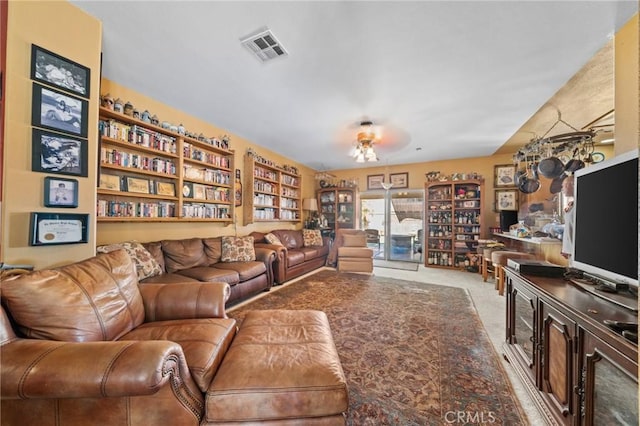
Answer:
top-left (0, 249), bottom-right (235, 426)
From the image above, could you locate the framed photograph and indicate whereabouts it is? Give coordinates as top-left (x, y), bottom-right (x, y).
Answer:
top-left (155, 181), bottom-right (176, 197)
top-left (29, 212), bottom-right (89, 246)
top-left (389, 172), bottom-right (409, 189)
top-left (32, 82), bottom-right (88, 138)
top-left (125, 176), bottom-right (150, 194)
top-left (367, 174), bottom-right (385, 190)
top-left (44, 177), bottom-right (78, 208)
top-left (193, 184), bottom-right (206, 200)
top-left (99, 173), bottom-right (122, 191)
top-left (31, 44), bottom-right (90, 98)
top-left (495, 189), bottom-right (519, 211)
top-left (494, 164), bottom-right (517, 187)
top-left (32, 128), bottom-right (88, 177)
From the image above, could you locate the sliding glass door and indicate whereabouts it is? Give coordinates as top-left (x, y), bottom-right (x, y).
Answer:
top-left (360, 189), bottom-right (424, 263)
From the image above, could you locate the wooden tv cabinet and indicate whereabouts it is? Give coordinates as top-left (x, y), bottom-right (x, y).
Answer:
top-left (503, 268), bottom-right (638, 426)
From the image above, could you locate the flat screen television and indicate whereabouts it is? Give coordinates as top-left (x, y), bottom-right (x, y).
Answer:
top-left (571, 149), bottom-right (638, 287)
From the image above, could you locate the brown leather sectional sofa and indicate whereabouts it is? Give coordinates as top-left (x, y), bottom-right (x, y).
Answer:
top-left (251, 229), bottom-right (331, 284)
top-left (0, 249), bottom-right (349, 425)
top-left (140, 237), bottom-right (275, 306)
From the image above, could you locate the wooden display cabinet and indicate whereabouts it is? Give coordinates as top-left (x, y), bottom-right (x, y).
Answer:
top-left (424, 179), bottom-right (483, 269)
top-left (317, 187), bottom-right (358, 236)
top-left (97, 107), bottom-right (234, 222)
top-left (504, 269), bottom-right (638, 425)
top-left (243, 154), bottom-right (301, 224)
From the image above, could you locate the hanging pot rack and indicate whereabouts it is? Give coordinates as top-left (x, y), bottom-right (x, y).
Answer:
top-left (513, 110), bottom-right (596, 164)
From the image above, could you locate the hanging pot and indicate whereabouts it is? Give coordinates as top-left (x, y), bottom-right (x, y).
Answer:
top-left (564, 158), bottom-right (585, 173)
top-left (550, 174), bottom-right (567, 194)
top-left (518, 163), bottom-right (541, 194)
top-left (537, 156), bottom-right (565, 179)
top-left (514, 169), bottom-right (527, 186)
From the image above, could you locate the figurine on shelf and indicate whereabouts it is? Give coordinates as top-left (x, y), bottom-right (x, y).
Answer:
top-left (123, 101), bottom-right (134, 116)
top-left (221, 135), bottom-right (230, 149)
top-left (113, 98), bottom-right (124, 113)
top-left (177, 124), bottom-right (185, 135)
top-left (141, 110), bottom-right (151, 123)
top-left (132, 109), bottom-right (140, 120)
top-left (150, 114), bottom-right (160, 126)
top-left (100, 93), bottom-right (114, 110)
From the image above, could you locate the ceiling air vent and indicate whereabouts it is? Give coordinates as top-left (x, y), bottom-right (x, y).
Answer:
top-left (240, 27), bottom-right (288, 63)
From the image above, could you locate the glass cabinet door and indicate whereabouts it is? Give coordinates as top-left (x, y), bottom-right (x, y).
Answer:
top-left (508, 277), bottom-right (538, 385)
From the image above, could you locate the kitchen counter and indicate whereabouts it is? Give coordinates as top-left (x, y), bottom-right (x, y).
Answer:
top-left (492, 232), bottom-right (567, 266)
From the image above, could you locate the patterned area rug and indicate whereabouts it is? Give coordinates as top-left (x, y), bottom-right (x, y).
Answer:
top-left (228, 270), bottom-right (528, 425)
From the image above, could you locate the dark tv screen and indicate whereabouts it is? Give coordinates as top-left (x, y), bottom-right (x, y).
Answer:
top-left (572, 151), bottom-right (638, 285)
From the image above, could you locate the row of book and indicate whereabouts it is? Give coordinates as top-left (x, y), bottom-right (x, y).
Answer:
top-left (183, 143), bottom-right (231, 168)
top-left (281, 187), bottom-right (299, 198)
top-left (100, 120), bottom-right (177, 154)
top-left (96, 200), bottom-right (176, 218)
top-left (101, 148), bottom-right (176, 175)
top-left (184, 166), bottom-right (231, 185)
top-left (182, 203), bottom-right (230, 219)
top-left (281, 175), bottom-right (299, 187)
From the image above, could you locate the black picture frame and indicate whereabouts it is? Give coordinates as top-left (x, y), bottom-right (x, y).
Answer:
top-left (32, 82), bottom-right (88, 138)
top-left (31, 44), bottom-right (90, 98)
top-left (32, 128), bottom-right (88, 177)
top-left (44, 177), bottom-right (78, 208)
top-left (29, 212), bottom-right (89, 246)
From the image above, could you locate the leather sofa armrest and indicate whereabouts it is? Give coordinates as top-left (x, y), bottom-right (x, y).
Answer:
top-left (254, 243), bottom-right (287, 284)
top-left (254, 247), bottom-right (276, 286)
top-left (139, 282), bottom-right (230, 321)
top-left (1, 339), bottom-right (199, 400)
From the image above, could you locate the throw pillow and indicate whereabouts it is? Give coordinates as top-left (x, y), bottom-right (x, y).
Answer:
top-left (97, 240), bottom-right (163, 280)
top-left (302, 229), bottom-right (323, 247)
top-left (343, 234), bottom-right (366, 247)
top-left (264, 233), bottom-right (283, 246)
top-left (221, 236), bottom-right (256, 262)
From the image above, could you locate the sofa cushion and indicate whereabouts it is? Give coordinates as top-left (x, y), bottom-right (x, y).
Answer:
top-left (1, 250), bottom-right (145, 342)
top-left (142, 241), bottom-right (166, 272)
top-left (264, 233), bottom-right (283, 246)
top-left (97, 241), bottom-right (163, 280)
top-left (221, 236), bottom-right (255, 262)
top-left (213, 261), bottom-right (266, 281)
top-left (122, 317), bottom-right (237, 393)
top-left (272, 230), bottom-right (303, 249)
top-left (176, 267), bottom-right (240, 285)
top-left (286, 249), bottom-right (305, 267)
top-left (343, 233), bottom-right (367, 247)
top-left (202, 237), bottom-right (222, 264)
top-left (302, 229), bottom-right (323, 247)
top-left (338, 247), bottom-right (374, 258)
top-left (161, 238), bottom-right (209, 273)
top-left (299, 247), bottom-right (320, 261)
top-left (140, 273), bottom-right (200, 284)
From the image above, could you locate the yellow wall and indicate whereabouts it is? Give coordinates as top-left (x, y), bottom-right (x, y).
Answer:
top-left (1, 0), bottom-right (102, 268)
top-left (614, 13), bottom-right (639, 156)
top-left (95, 80), bottom-right (317, 246)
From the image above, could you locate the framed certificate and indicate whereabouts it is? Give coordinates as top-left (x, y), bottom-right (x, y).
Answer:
top-left (29, 212), bottom-right (89, 246)
top-left (125, 176), bottom-right (150, 194)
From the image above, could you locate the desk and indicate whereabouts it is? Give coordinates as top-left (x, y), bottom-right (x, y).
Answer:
top-left (492, 232), bottom-right (567, 266)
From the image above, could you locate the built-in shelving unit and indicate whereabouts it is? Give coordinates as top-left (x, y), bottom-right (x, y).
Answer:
top-left (97, 107), bottom-right (234, 222)
top-left (243, 153), bottom-right (301, 224)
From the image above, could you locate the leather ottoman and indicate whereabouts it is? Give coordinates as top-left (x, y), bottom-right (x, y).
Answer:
top-left (204, 310), bottom-right (348, 425)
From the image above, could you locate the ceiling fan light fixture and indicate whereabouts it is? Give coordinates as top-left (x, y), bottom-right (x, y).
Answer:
top-left (353, 120), bottom-right (379, 163)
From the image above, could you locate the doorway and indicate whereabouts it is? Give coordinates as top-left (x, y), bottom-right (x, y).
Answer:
top-left (361, 189), bottom-right (424, 263)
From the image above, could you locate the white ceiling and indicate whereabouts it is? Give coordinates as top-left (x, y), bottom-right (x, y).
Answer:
top-left (71, 1), bottom-right (637, 171)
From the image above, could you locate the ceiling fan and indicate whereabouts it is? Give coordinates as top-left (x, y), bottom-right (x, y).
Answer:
top-left (353, 120), bottom-right (379, 163)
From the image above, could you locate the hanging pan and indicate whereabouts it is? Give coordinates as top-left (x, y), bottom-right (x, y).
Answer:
top-left (564, 148), bottom-right (585, 173)
top-left (518, 162), bottom-right (541, 194)
top-left (550, 174), bottom-right (567, 194)
top-left (537, 144), bottom-right (565, 179)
